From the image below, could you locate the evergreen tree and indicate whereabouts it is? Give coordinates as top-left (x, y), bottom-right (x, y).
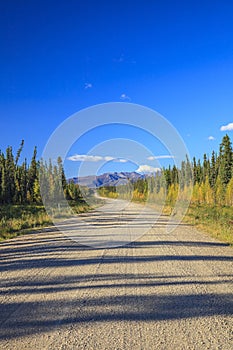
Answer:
top-left (203, 153), bottom-right (210, 182)
top-left (28, 147), bottom-right (38, 202)
top-left (57, 156), bottom-right (67, 191)
top-left (164, 166), bottom-right (172, 190)
top-left (210, 151), bottom-right (217, 188)
top-left (196, 159), bottom-right (202, 184)
top-left (5, 146), bottom-right (16, 203)
top-left (185, 156), bottom-right (193, 186)
top-left (18, 160), bottom-right (28, 204)
top-left (15, 140), bottom-right (24, 165)
top-left (0, 153), bottom-right (6, 203)
top-left (218, 134), bottom-right (233, 185)
top-left (171, 165), bottom-right (179, 185)
top-left (192, 157), bottom-right (198, 184)
top-left (179, 161), bottom-right (186, 190)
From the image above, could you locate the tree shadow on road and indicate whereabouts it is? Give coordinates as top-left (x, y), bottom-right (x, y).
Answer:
top-left (0, 228), bottom-right (232, 342)
top-left (0, 290), bottom-right (232, 341)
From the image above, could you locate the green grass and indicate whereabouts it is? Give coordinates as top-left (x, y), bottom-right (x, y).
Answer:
top-left (0, 198), bottom-right (103, 241)
top-left (68, 199), bottom-right (93, 213)
top-left (0, 204), bottom-right (52, 240)
top-left (146, 196), bottom-right (233, 246)
top-left (183, 204), bottom-right (233, 245)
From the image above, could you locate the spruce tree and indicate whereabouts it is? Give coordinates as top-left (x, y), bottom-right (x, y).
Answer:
top-left (210, 151), bottom-right (217, 188)
top-left (28, 147), bottom-right (38, 202)
top-left (5, 146), bottom-right (16, 203)
top-left (218, 134), bottom-right (233, 185)
top-left (0, 153), bottom-right (6, 203)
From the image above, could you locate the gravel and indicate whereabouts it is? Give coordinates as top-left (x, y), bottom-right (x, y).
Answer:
top-left (0, 199), bottom-right (232, 349)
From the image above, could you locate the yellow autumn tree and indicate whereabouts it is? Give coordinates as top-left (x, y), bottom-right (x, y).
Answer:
top-left (225, 177), bottom-right (233, 206)
top-left (203, 176), bottom-right (214, 205)
top-left (192, 183), bottom-right (200, 204)
top-left (215, 177), bottom-right (226, 206)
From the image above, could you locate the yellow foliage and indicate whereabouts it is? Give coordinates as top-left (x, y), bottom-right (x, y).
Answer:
top-left (226, 177), bottom-right (233, 206)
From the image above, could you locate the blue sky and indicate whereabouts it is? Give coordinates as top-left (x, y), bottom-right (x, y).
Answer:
top-left (1, 0), bottom-right (233, 177)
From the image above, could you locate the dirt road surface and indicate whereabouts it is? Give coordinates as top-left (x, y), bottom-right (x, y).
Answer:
top-left (0, 199), bottom-right (232, 349)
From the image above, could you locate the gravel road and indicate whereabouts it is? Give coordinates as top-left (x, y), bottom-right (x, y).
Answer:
top-left (0, 199), bottom-right (232, 349)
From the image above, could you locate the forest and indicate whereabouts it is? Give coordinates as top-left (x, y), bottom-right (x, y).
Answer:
top-left (0, 140), bottom-right (84, 205)
top-left (0, 135), bottom-right (232, 243)
top-left (0, 141), bottom-right (91, 239)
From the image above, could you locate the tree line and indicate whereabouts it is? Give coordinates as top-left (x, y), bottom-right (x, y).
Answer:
top-left (0, 140), bottom-right (82, 205)
top-left (176, 134), bottom-right (233, 206)
top-left (99, 134), bottom-right (233, 207)
top-left (1, 134), bottom-right (232, 207)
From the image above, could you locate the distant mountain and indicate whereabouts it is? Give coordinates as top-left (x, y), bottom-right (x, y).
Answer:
top-left (68, 171), bottom-right (145, 188)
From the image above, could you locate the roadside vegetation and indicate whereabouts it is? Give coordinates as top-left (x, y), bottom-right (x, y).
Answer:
top-left (98, 134), bottom-right (233, 245)
top-left (0, 141), bottom-right (98, 240)
top-left (184, 204), bottom-right (233, 245)
top-left (0, 205), bottom-right (51, 240)
top-left (0, 200), bottom-right (94, 241)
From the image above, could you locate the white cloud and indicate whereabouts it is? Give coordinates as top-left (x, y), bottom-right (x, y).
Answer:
top-left (208, 136), bottom-right (215, 140)
top-left (67, 154), bottom-right (102, 162)
top-left (84, 83), bottom-right (92, 89)
top-left (220, 122), bottom-right (233, 131)
top-left (147, 155), bottom-right (175, 161)
top-left (136, 165), bottom-right (161, 174)
top-left (120, 93), bottom-right (131, 101)
top-left (67, 154), bottom-right (128, 163)
top-left (104, 156), bottom-right (114, 161)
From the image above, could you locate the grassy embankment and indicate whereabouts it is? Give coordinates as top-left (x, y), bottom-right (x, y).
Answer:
top-left (0, 198), bottom-right (100, 241)
top-left (183, 204), bottom-right (233, 245)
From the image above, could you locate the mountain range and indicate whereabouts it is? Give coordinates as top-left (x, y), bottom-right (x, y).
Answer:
top-left (69, 171), bottom-right (145, 188)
